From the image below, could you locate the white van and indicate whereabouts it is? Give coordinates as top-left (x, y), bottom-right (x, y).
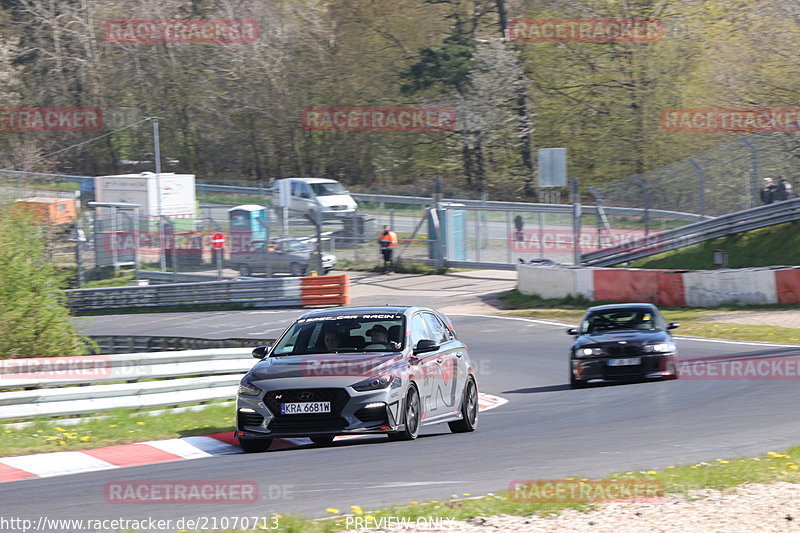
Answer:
top-left (273, 178), bottom-right (358, 219)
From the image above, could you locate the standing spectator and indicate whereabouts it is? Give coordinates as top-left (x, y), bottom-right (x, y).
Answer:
top-left (761, 178), bottom-right (777, 204)
top-left (775, 175), bottom-right (793, 201)
top-left (513, 215), bottom-right (525, 242)
top-left (378, 224), bottom-right (398, 274)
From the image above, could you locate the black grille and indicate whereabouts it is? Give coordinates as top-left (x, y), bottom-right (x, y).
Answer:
top-left (264, 388), bottom-right (350, 418)
top-left (355, 406), bottom-right (388, 423)
top-left (268, 416), bottom-right (348, 433)
top-left (238, 411), bottom-right (265, 427)
top-left (603, 344), bottom-right (641, 357)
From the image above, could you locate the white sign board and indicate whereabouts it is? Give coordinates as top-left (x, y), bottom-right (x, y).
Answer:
top-left (95, 173), bottom-right (196, 219)
top-left (538, 148), bottom-right (567, 187)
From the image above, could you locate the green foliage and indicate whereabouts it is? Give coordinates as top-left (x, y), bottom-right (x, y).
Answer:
top-left (630, 221), bottom-right (800, 269)
top-left (400, 32), bottom-right (478, 94)
top-left (0, 207), bottom-right (88, 357)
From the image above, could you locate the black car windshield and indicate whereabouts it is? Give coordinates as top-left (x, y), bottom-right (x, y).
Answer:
top-left (271, 314), bottom-right (405, 355)
top-left (580, 309), bottom-right (658, 334)
top-left (310, 182), bottom-right (347, 196)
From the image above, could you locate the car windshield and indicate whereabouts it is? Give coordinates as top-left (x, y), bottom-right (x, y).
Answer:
top-left (310, 182), bottom-right (347, 196)
top-left (271, 313), bottom-right (405, 355)
top-left (277, 240), bottom-right (311, 253)
top-left (580, 309), bottom-right (658, 334)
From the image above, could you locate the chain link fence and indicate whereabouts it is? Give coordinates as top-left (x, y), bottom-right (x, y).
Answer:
top-left (595, 132), bottom-right (800, 217)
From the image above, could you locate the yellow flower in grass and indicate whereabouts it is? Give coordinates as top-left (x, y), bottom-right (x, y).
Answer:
top-left (108, 424), bottom-right (118, 428)
top-left (646, 471), bottom-right (657, 475)
top-left (58, 440), bottom-right (66, 445)
top-left (80, 436), bottom-right (91, 442)
top-left (718, 460), bottom-right (729, 464)
top-left (667, 466), bottom-right (676, 469)
top-left (4, 429), bottom-right (12, 434)
top-left (54, 427), bottom-right (65, 432)
top-left (351, 505), bottom-right (363, 514)
top-left (136, 421), bottom-right (145, 426)
top-left (326, 508), bottom-right (340, 514)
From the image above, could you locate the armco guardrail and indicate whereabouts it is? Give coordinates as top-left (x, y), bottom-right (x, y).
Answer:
top-left (67, 274), bottom-right (350, 312)
top-left (88, 336), bottom-right (274, 354)
top-left (135, 271), bottom-right (259, 284)
top-left (581, 197), bottom-right (800, 266)
top-left (0, 348), bottom-right (261, 420)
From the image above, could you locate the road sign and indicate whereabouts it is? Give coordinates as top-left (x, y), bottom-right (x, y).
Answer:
top-left (539, 148), bottom-right (567, 187)
top-left (212, 232), bottom-right (225, 249)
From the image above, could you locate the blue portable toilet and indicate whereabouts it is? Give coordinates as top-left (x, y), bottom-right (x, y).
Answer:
top-left (228, 204), bottom-right (267, 251)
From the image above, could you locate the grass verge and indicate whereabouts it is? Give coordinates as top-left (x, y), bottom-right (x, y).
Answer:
top-left (215, 446), bottom-right (800, 532)
top-left (500, 291), bottom-right (800, 344)
top-left (0, 403), bottom-right (234, 457)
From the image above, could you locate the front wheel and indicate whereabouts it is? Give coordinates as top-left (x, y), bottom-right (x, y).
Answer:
top-left (238, 438), bottom-right (272, 453)
top-left (388, 386), bottom-right (420, 441)
top-left (570, 370), bottom-right (588, 389)
top-left (448, 377), bottom-right (478, 433)
top-left (290, 263), bottom-right (306, 277)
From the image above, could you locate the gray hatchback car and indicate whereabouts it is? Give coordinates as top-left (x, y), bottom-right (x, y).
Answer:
top-left (235, 306), bottom-right (478, 452)
top-left (227, 238), bottom-right (336, 277)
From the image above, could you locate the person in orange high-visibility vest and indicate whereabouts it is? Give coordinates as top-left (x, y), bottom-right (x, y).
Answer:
top-left (378, 225), bottom-right (398, 273)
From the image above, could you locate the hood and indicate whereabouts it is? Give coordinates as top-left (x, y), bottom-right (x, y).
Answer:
top-left (578, 330), bottom-right (669, 345)
top-left (315, 195), bottom-right (357, 209)
top-left (249, 352), bottom-right (402, 382)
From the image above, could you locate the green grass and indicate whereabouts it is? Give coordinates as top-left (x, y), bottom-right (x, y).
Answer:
top-left (630, 220), bottom-right (800, 269)
top-left (500, 291), bottom-right (800, 344)
top-left (0, 403), bottom-right (235, 457)
top-left (207, 445), bottom-right (800, 532)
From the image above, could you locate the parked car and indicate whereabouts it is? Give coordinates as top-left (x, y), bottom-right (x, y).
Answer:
top-left (567, 303), bottom-right (680, 388)
top-left (227, 238), bottom-right (336, 277)
top-left (235, 306), bottom-right (478, 452)
top-left (272, 178), bottom-right (358, 220)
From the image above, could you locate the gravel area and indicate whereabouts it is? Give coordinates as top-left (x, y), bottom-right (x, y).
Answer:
top-left (346, 482), bottom-right (800, 532)
top-left (701, 310), bottom-right (800, 329)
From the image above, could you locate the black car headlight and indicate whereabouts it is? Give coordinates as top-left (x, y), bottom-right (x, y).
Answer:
top-left (352, 374), bottom-right (398, 392)
top-left (643, 342), bottom-right (676, 353)
top-left (575, 347), bottom-right (604, 358)
top-left (238, 375), bottom-right (261, 397)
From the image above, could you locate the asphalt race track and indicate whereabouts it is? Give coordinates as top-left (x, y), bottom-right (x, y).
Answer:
top-left (3, 312), bottom-right (800, 528)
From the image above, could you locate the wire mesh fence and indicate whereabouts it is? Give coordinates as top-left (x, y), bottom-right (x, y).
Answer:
top-left (595, 132), bottom-right (800, 217)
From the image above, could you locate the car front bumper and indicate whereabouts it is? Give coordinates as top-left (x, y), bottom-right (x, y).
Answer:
top-left (571, 353), bottom-right (677, 382)
top-left (235, 384), bottom-right (405, 439)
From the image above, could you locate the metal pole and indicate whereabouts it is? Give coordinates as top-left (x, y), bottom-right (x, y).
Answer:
top-left (216, 243), bottom-right (223, 280)
top-left (151, 117), bottom-right (166, 272)
top-left (538, 211), bottom-right (544, 260)
top-left (132, 206), bottom-right (140, 281)
top-left (571, 178), bottom-right (581, 266)
top-left (110, 206), bottom-right (118, 273)
top-left (741, 138), bottom-right (758, 209)
top-left (688, 158), bottom-right (706, 216)
top-left (634, 176), bottom-right (649, 237)
top-left (506, 211), bottom-right (512, 264)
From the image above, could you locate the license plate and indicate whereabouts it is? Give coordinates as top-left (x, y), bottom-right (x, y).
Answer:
top-left (281, 402), bottom-right (331, 415)
top-left (607, 358), bottom-right (641, 366)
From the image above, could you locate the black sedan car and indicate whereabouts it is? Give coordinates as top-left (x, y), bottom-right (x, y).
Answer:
top-left (567, 303), bottom-right (680, 388)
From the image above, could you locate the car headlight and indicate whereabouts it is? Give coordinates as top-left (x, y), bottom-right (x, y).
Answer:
top-left (352, 374), bottom-right (398, 392)
top-left (238, 375), bottom-right (261, 396)
top-left (643, 343), bottom-right (676, 353)
top-left (575, 347), bottom-right (604, 358)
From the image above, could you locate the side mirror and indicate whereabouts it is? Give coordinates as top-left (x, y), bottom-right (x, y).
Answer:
top-left (252, 346), bottom-right (269, 359)
top-left (413, 339), bottom-right (440, 354)
top-left (667, 322), bottom-right (680, 330)
top-left (566, 328), bottom-right (578, 336)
